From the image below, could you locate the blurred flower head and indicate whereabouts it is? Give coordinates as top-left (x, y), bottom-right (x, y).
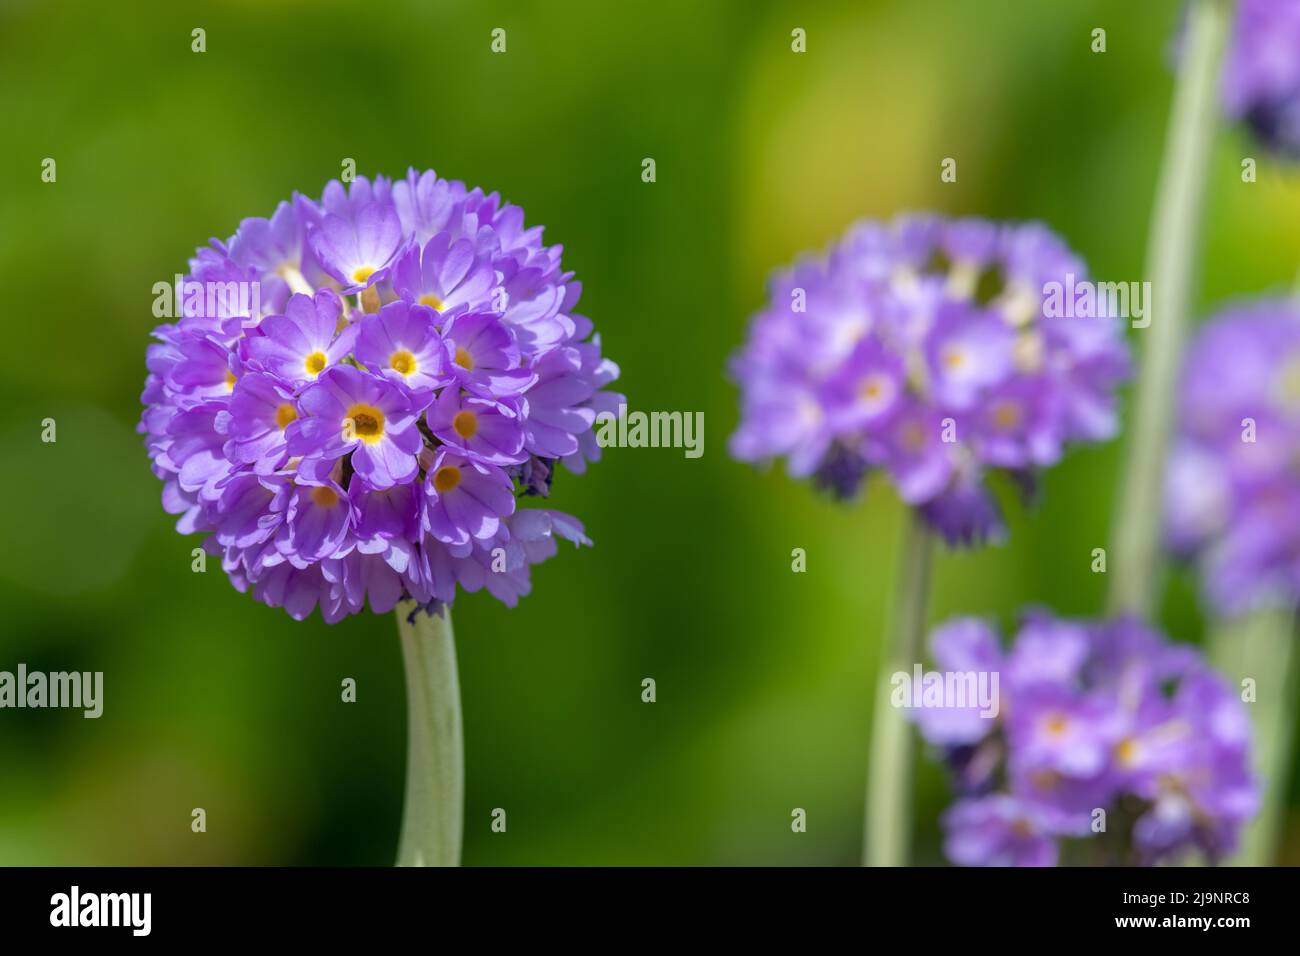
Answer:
top-left (1165, 299), bottom-right (1300, 615)
top-left (728, 215), bottom-right (1130, 545)
top-left (916, 612), bottom-right (1256, 866)
top-left (1222, 0), bottom-right (1300, 157)
top-left (140, 170), bottom-right (623, 622)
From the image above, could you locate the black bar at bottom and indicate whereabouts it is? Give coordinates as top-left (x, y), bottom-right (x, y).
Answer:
top-left (0, 865), bottom-right (1287, 941)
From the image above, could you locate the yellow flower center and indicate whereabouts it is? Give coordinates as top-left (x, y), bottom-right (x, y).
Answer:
top-left (943, 347), bottom-right (967, 370)
top-left (344, 403), bottom-right (385, 444)
top-left (858, 375), bottom-right (889, 403)
top-left (1116, 738), bottom-right (1139, 767)
top-left (352, 266), bottom-right (375, 284)
top-left (419, 293), bottom-right (445, 311)
top-left (390, 350), bottom-right (417, 376)
top-left (454, 346), bottom-right (474, 370)
top-left (1044, 714), bottom-right (1070, 737)
top-left (224, 370), bottom-right (237, 391)
top-left (432, 464), bottom-right (461, 493)
top-left (991, 400), bottom-right (1022, 431)
top-left (310, 485), bottom-right (340, 508)
top-left (304, 350), bottom-right (328, 376)
top-left (1029, 769), bottom-right (1059, 791)
top-left (900, 421), bottom-right (927, 451)
top-left (452, 409), bottom-right (478, 439)
top-left (275, 403), bottom-right (297, 429)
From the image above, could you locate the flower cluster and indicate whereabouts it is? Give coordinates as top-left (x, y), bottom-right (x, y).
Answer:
top-left (140, 170), bottom-right (622, 621)
top-left (1221, 0), bottom-right (1300, 157)
top-left (728, 215), bottom-right (1130, 545)
top-left (915, 613), bottom-right (1256, 866)
top-left (1165, 299), bottom-right (1300, 615)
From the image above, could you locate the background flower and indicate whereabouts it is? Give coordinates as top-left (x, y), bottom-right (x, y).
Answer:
top-left (916, 613), bottom-right (1257, 866)
top-left (1221, 0), bottom-right (1300, 156)
top-left (1164, 299), bottom-right (1300, 615)
top-left (729, 215), bottom-right (1130, 545)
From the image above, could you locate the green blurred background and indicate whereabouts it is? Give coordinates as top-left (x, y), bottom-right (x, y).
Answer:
top-left (1, 0), bottom-right (1297, 865)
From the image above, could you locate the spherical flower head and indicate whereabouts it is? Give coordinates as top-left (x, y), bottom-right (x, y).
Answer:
top-left (1221, 0), bottom-right (1300, 157)
top-left (139, 169), bottom-right (622, 622)
top-left (915, 611), bottom-right (1256, 866)
top-left (729, 215), bottom-right (1130, 547)
top-left (1165, 299), bottom-right (1300, 615)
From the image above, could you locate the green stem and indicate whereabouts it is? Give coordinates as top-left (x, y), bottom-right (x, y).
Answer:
top-left (1209, 607), bottom-right (1297, 866)
top-left (863, 511), bottom-right (934, 866)
top-left (394, 601), bottom-right (464, 866)
top-left (1107, 0), bottom-right (1230, 618)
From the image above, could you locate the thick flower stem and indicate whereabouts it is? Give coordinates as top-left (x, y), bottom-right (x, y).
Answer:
top-left (394, 601), bottom-right (464, 867)
top-left (863, 511), bottom-right (933, 867)
top-left (1107, 0), bottom-right (1230, 618)
top-left (1209, 607), bottom-right (1298, 866)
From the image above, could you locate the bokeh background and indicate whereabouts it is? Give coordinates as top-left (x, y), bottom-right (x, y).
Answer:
top-left (1, 0), bottom-right (1298, 865)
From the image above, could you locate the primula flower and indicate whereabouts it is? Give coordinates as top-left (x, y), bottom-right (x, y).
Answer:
top-left (914, 612), bottom-right (1257, 866)
top-left (391, 233), bottom-right (498, 314)
top-left (441, 311), bottom-right (537, 396)
top-left (1164, 299), bottom-right (1300, 614)
top-left (728, 215), bottom-right (1130, 545)
top-left (310, 201), bottom-right (405, 292)
top-left (419, 448), bottom-right (517, 548)
top-left (943, 794), bottom-right (1082, 867)
top-left (140, 169), bottom-right (622, 622)
top-left (425, 388), bottom-right (527, 465)
top-left (354, 300), bottom-right (451, 395)
top-left (289, 365), bottom-right (423, 489)
top-left (1220, 0), bottom-right (1300, 156)
top-left (245, 290), bottom-right (355, 386)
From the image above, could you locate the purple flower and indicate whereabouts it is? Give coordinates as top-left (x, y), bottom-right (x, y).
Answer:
top-left (1006, 685), bottom-right (1120, 778)
top-left (943, 795), bottom-right (1064, 867)
top-left (729, 215), bottom-right (1130, 546)
top-left (1165, 299), bottom-right (1300, 614)
top-left (425, 388), bottom-right (527, 466)
top-left (140, 170), bottom-right (619, 621)
top-left (918, 612), bottom-right (1257, 866)
top-left (354, 300), bottom-right (450, 395)
top-left (419, 448), bottom-right (516, 547)
top-left (917, 473), bottom-right (1006, 547)
top-left (925, 306), bottom-right (1015, 410)
top-left (351, 478), bottom-right (420, 543)
top-left (246, 291), bottom-right (356, 386)
top-left (442, 311), bottom-right (537, 396)
top-left (278, 477), bottom-right (354, 564)
top-left (290, 365), bottom-right (423, 490)
top-left (1221, 0), bottom-right (1300, 156)
top-left (391, 233), bottom-right (497, 316)
top-left (520, 347), bottom-right (597, 459)
top-left (220, 371), bottom-right (299, 473)
top-left (908, 617), bottom-right (1004, 747)
top-left (228, 200), bottom-right (307, 282)
top-left (876, 399), bottom-right (955, 505)
top-left (309, 201), bottom-right (405, 292)
top-left (391, 168), bottom-right (468, 244)
top-left (821, 338), bottom-right (906, 433)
